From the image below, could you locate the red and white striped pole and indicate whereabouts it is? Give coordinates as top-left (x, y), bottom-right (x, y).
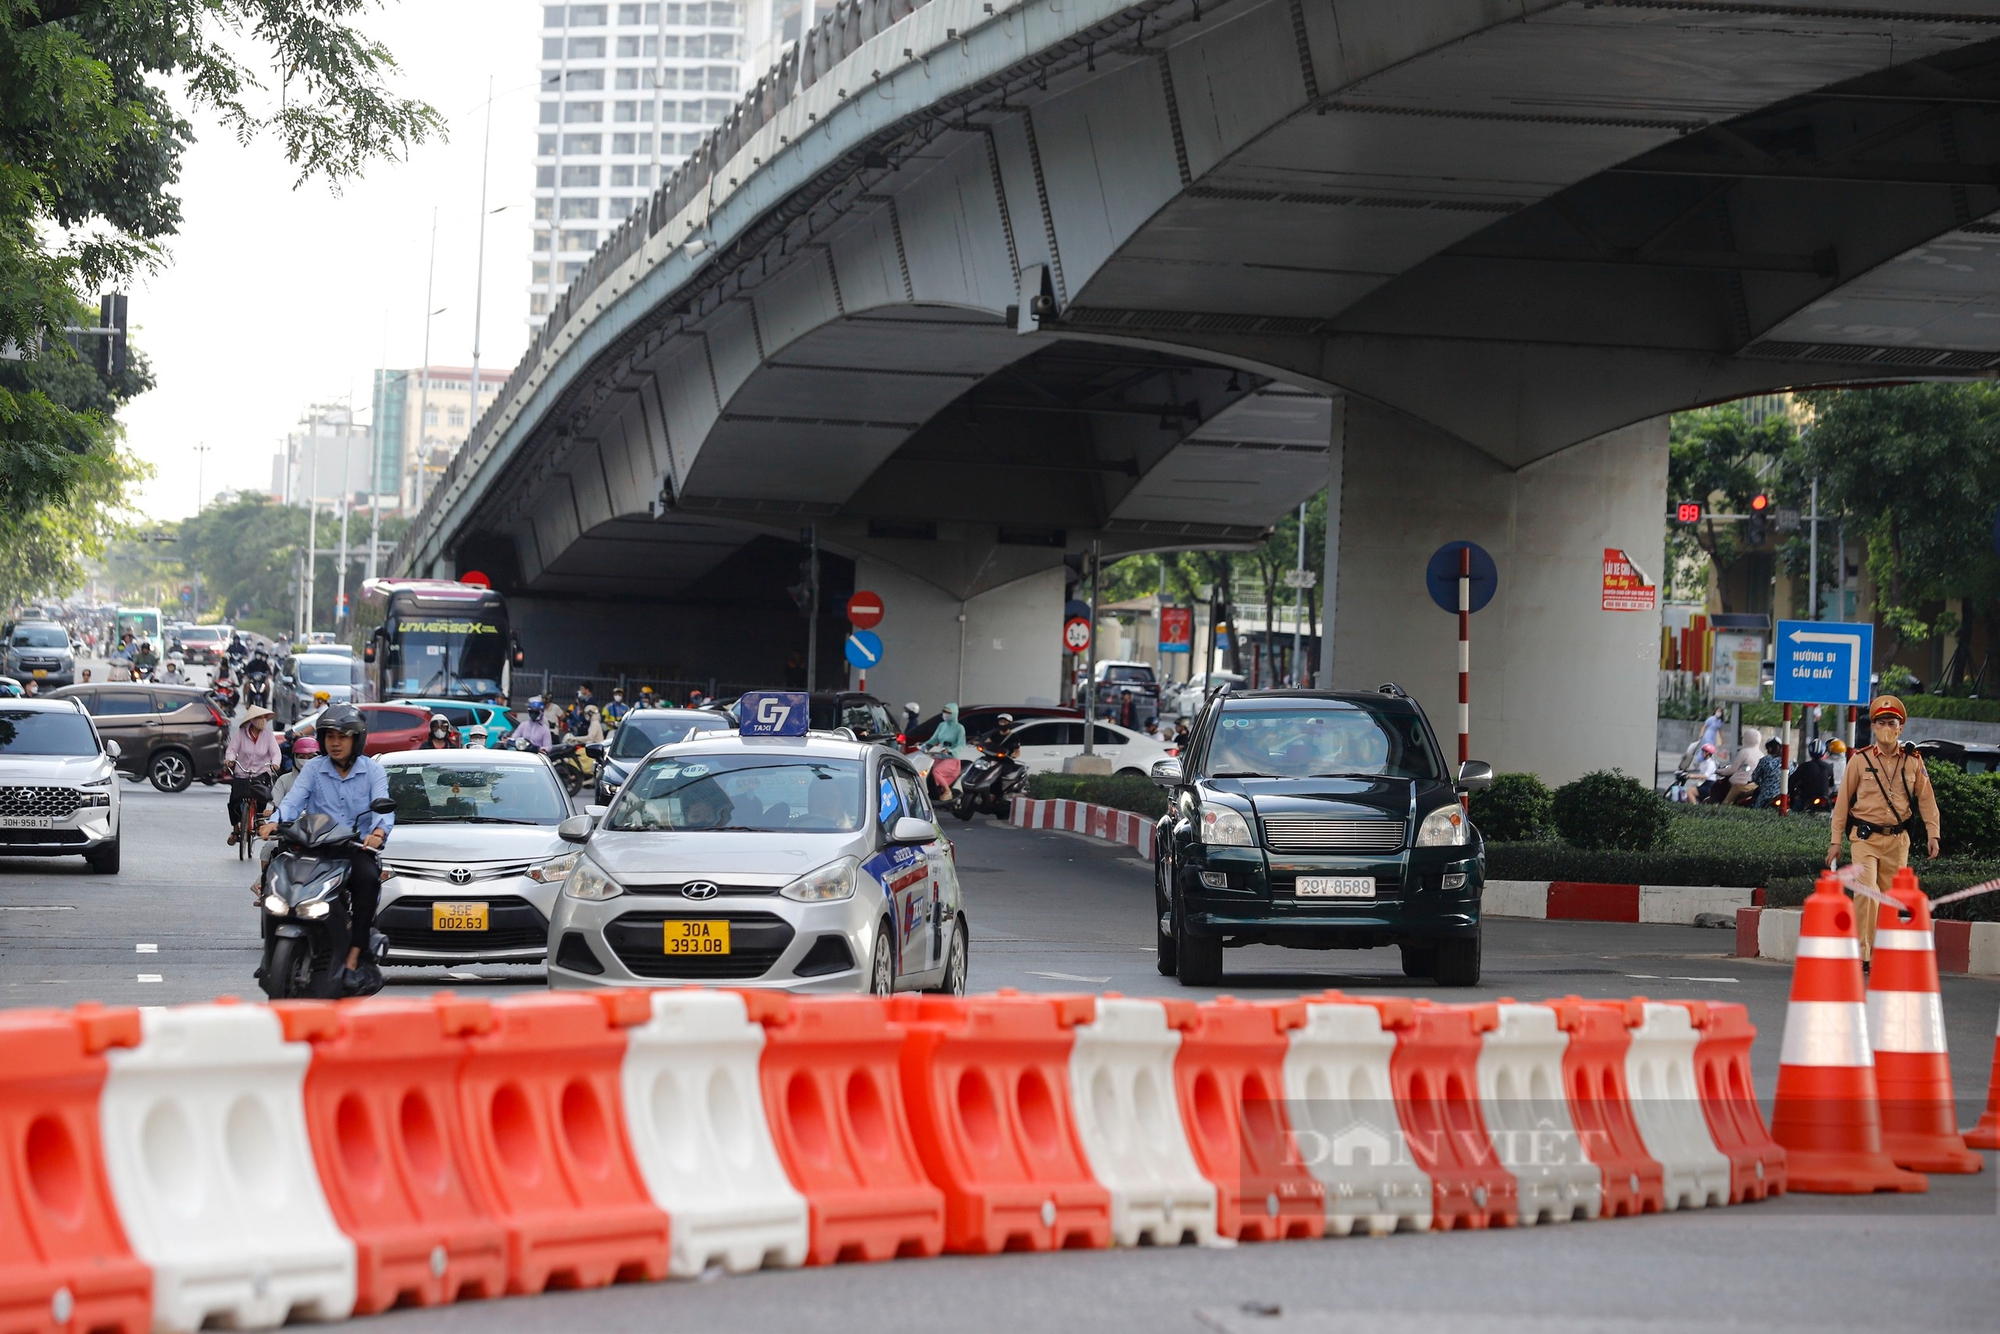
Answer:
top-left (1457, 545), bottom-right (1470, 769)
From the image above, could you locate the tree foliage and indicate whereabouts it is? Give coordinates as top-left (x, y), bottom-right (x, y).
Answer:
top-left (1, 0), bottom-right (442, 513)
top-left (1667, 405), bottom-right (1797, 608)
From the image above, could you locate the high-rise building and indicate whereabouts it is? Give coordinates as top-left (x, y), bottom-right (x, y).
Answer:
top-left (372, 367), bottom-right (506, 510)
top-left (272, 405), bottom-right (375, 506)
top-left (529, 1), bottom-right (756, 327)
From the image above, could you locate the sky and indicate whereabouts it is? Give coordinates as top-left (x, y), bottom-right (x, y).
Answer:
top-left (118, 2), bottom-right (544, 521)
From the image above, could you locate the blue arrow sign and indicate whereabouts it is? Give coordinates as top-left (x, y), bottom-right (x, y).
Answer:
top-left (844, 629), bottom-right (883, 670)
top-left (1775, 618), bottom-right (1874, 707)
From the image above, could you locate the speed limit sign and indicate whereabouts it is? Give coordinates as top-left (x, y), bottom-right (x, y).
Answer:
top-left (1063, 617), bottom-right (1092, 653)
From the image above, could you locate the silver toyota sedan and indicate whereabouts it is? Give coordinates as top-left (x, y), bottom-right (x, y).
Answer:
top-left (546, 732), bottom-right (968, 994)
top-left (376, 749), bottom-right (577, 966)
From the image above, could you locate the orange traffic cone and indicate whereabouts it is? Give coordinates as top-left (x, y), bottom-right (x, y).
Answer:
top-left (1868, 868), bottom-right (1982, 1173)
top-left (1965, 1007), bottom-right (2000, 1151)
top-left (1769, 872), bottom-right (1927, 1193)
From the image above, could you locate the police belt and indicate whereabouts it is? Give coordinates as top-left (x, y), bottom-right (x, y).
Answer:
top-left (1848, 816), bottom-right (1922, 841)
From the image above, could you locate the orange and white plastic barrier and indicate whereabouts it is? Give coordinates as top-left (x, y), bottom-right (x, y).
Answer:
top-left (32, 969), bottom-right (2000, 1328)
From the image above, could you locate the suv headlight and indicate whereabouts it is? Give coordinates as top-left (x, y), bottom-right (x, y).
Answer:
top-left (563, 857), bottom-right (623, 901)
top-left (527, 852), bottom-right (578, 884)
top-left (781, 856), bottom-right (857, 903)
top-left (1416, 804), bottom-right (1469, 847)
top-left (1197, 804), bottom-right (1255, 847)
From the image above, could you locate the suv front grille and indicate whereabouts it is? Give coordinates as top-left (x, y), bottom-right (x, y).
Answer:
top-left (603, 910), bottom-right (796, 980)
top-left (1261, 814), bottom-right (1404, 855)
top-left (0, 786), bottom-right (83, 819)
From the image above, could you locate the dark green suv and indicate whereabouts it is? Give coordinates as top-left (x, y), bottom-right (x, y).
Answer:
top-left (1152, 687), bottom-right (1491, 987)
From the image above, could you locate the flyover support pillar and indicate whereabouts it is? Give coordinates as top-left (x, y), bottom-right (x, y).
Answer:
top-left (850, 559), bottom-right (1067, 715)
top-left (1326, 400), bottom-right (1668, 785)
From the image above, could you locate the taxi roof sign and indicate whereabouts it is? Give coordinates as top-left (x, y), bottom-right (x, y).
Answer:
top-left (739, 690), bottom-right (809, 737)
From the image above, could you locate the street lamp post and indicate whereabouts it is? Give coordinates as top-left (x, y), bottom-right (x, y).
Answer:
top-left (192, 443), bottom-right (210, 517)
top-left (468, 78), bottom-right (495, 473)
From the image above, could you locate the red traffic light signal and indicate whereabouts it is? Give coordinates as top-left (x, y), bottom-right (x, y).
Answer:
top-left (1675, 502), bottom-right (1702, 524)
top-left (1750, 493), bottom-right (1770, 513)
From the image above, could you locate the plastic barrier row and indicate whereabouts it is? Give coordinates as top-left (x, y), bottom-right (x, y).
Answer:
top-left (0, 983), bottom-right (1792, 1333)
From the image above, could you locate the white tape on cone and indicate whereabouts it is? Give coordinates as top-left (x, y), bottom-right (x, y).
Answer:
top-left (1797, 936), bottom-right (1861, 959)
top-left (1778, 1001), bottom-right (1873, 1067)
top-left (1866, 990), bottom-right (1948, 1055)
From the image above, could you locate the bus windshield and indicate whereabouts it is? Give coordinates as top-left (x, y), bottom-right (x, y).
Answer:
top-left (390, 614), bottom-right (505, 698)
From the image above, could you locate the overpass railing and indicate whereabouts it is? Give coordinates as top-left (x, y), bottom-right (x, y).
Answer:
top-left (394, 0), bottom-right (946, 577)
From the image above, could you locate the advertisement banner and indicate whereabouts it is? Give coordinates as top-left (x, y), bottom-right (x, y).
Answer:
top-left (1601, 548), bottom-right (1658, 612)
top-left (1159, 606), bottom-right (1193, 654)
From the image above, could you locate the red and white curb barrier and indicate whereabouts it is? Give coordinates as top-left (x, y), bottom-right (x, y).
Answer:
top-left (1485, 881), bottom-right (1758, 925)
top-left (2, 987), bottom-right (1793, 1332)
top-left (1736, 907), bottom-right (2000, 976)
top-left (1009, 797), bottom-right (1155, 859)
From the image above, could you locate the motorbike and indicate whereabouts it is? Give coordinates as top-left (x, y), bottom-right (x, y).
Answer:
top-left (253, 797), bottom-right (397, 1000)
top-left (952, 741), bottom-right (1027, 820)
top-left (550, 738), bottom-right (590, 795)
top-left (209, 679), bottom-right (240, 714)
top-left (244, 668), bottom-right (271, 711)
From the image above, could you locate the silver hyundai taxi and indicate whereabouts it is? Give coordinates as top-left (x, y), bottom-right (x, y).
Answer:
top-left (545, 729), bottom-right (968, 994)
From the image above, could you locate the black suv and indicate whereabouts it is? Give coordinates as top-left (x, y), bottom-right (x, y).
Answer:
top-left (1152, 687), bottom-right (1491, 987)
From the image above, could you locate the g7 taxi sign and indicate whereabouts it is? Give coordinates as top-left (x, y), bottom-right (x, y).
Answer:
top-left (739, 690), bottom-right (809, 736)
top-left (1774, 619), bottom-right (1874, 707)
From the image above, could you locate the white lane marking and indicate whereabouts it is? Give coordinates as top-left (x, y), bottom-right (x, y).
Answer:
top-left (1672, 976), bottom-right (1739, 983)
top-left (136, 974), bottom-right (162, 983)
top-left (0, 905), bottom-right (75, 911)
top-left (1625, 973), bottom-right (1661, 979)
top-left (136, 943), bottom-right (158, 953)
top-left (1027, 970), bottom-right (1112, 983)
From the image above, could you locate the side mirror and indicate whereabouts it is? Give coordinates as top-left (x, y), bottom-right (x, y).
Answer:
top-left (1150, 758), bottom-right (1183, 788)
top-left (1455, 760), bottom-right (1494, 792)
top-left (103, 738), bottom-right (121, 760)
top-left (556, 814), bottom-right (592, 844)
top-left (890, 816), bottom-right (937, 845)
top-left (584, 742), bottom-right (606, 760)
top-left (369, 796), bottom-right (399, 814)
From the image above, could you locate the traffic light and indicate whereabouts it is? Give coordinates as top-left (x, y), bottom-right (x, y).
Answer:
top-left (95, 293), bottom-right (127, 381)
top-left (1675, 502), bottom-right (1702, 524)
top-left (1747, 493), bottom-right (1770, 546)
top-left (787, 551), bottom-right (816, 616)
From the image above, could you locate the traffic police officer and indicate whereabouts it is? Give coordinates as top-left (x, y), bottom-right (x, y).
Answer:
top-left (1828, 694), bottom-right (1941, 960)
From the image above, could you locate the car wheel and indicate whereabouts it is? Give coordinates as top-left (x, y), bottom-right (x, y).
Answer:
top-left (1432, 929), bottom-right (1481, 987)
top-left (84, 836), bottom-right (120, 875)
top-left (1155, 853), bottom-right (1178, 976)
top-left (868, 923), bottom-right (896, 995)
top-left (149, 749), bottom-right (192, 793)
top-left (927, 916), bottom-right (969, 995)
top-left (1174, 890), bottom-right (1223, 986)
top-left (1399, 944), bottom-right (1438, 978)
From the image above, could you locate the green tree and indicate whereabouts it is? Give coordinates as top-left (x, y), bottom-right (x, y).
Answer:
top-left (1, 0), bottom-right (442, 514)
top-left (1797, 385), bottom-right (2000, 671)
top-left (1667, 405), bottom-right (1797, 610)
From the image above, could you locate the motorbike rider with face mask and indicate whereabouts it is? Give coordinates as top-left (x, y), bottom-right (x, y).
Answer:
top-left (512, 696), bottom-right (555, 752)
top-left (260, 704), bottom-right (393, 994)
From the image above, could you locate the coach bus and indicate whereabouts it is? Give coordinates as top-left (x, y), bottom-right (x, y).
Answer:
top-left (359, 578), bottom-right (519, 703)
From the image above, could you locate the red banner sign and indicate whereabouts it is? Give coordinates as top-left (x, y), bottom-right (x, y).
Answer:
top-left (1158, 606), bottom-right (1193, 653)
top-left (1602, 548), bottom-right (1657, 612)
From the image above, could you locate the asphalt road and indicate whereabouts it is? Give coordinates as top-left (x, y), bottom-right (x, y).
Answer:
top-left (2, 791), bottom-right (1997, 1332)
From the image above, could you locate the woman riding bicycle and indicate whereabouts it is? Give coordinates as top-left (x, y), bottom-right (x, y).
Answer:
top-left (224, 705), bottom-right (281, 845)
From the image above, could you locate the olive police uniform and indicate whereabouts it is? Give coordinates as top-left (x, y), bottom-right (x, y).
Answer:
top-left (1829, 733), bottom-right (1939, 958)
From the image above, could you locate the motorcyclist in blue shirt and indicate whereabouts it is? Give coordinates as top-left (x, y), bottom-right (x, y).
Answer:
top-left (260, 703), bottom-right (393, 994)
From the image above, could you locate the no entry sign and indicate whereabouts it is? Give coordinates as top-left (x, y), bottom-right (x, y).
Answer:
top-left (846, 590), bottom-right (884, 629)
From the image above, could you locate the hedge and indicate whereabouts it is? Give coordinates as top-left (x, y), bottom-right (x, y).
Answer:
top-left (1763, 858), bottom-right (2000, 923)
top-left (1022, 772), bottom-right (1169, 819)
top-left (1485, 843), bottom-right (1823, 888)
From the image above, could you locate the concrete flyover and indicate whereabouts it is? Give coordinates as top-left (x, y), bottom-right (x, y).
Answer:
top-left (393, 0), bottom-right (2000, 780)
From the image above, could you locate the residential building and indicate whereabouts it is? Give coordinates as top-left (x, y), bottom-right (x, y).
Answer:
top-left (529, 1), bottom-right (758, 328)
top-left (272, 404), bottom-right (375, 506)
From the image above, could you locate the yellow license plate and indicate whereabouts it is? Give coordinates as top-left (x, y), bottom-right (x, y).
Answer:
top-left (31, 669), bottom-right (46, 678)
top-left (664, 919), bottom-right (730, 955)
top-left (432, 901), bottom-right (489, 931)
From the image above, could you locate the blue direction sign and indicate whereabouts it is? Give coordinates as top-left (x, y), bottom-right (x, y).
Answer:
top-left (738, 690), bottom-right (809, 736)
top-left (844, 629), bottom-right (883, 670)
top-left (1775, 619), bottom-right (1875, 707)
top-left (1425, 541), bottom-right (1498, 614)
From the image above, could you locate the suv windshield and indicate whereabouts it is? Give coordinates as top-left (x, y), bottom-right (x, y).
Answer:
top-left (610, 711), bottom-right (732, 758)
top-left (11, 627), bottom-right (66, 648)
top-left (1100, 665), bottom-right (1156, 684)
top-left (1203, 702), bottom-right (1442, 781)
top-left (609, 754), bottom-right (866, 832)
top-left (385, 762), bottom-right (568, 824)
top-left (808, 697), bottom-right (893, 737)
top-left (0, 709), bottom-right (98, 755)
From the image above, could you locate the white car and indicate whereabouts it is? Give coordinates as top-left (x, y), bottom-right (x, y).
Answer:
top-left (375, 749), bottom-right (577, 965)
top-left (1005, 716), bottom-right (1178, 776)
top-left (0, 698), bottom-right (122, 873)
top-left (547, 731), bottom-right (968, 995)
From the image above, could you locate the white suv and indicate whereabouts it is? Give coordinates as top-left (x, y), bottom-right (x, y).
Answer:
top-left (0, 698), bottom-right (122, 873)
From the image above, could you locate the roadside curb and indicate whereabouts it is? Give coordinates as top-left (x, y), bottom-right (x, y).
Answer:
top-left (1734, 906), bottom-right (2000, 975)
top-left (1009, 796), bottom-right (1155, 860)
top-left (1485, 880), bottom-right (1761, 926)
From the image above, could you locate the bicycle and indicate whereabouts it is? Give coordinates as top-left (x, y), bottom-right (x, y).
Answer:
top-left (232, 772), bottom-right (274, 861)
